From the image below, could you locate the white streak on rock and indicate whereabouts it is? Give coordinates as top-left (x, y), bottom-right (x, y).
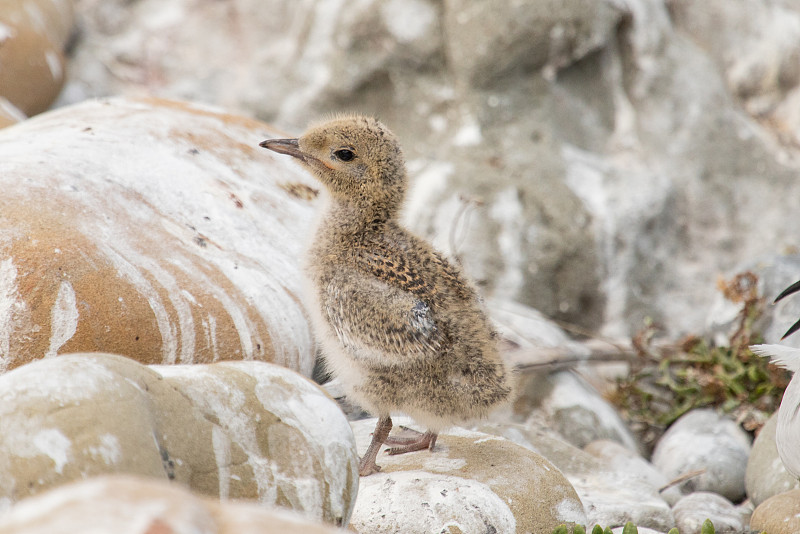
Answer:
top-left (87, 434), bottom-right (122, 465)
top-left (206, 315), bottom-right (219, 361)
top-left (0, 97), bottom-right (26, 122)
top-left (212, 425), bottom-right (231, 500)
top-left (32, 429), bottom-right (71, 474)
top-left (140, 258), bottom-right (195, 364)
top-left (44, 49), bottom-right (62, 81)
top-left (0, 259), bottom-right (20, 368)
top-left (170, 260), bottom-right (252, 360)
top-left (46, 281), bottom-right (79, 358)
top-left (99, 244), bottom-right (177, 363)
top-left (245, 362), bottom-right (357, 520)
top-left (0, 22), bottom-right (13, 44)
top-left (153, 365), bottom-right (278, 504)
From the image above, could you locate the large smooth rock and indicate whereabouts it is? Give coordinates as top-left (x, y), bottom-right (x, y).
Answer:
top-left (0, 97), bottom-right (318, 374)
top-left (476, 422), bottom-right (675, 530)
top-left (745, 412), bottom-right (800, 506)
top-left (0, 475), bottom-right (343, 534)
top-left (0, 353), bottom-right (358, 525)
top-left (0, 0), bottom-right (73, 121)
top-left (350, 417), bottom-right (585, 534)
top-left (651, 409), bottom-right (752, 502)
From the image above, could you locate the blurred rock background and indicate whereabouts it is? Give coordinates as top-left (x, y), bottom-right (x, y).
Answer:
top-left (27, 0), bottom-right (799, 340)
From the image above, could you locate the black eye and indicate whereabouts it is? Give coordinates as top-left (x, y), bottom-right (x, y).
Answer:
top-left (334, 149), bottom-right (355, 162)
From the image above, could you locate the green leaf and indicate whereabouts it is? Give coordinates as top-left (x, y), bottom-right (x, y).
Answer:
top-left (591, 526), bottom-right (604, 534)
top-left (550, 526), bottom-right (568, 534)
top-left (574, 525), bottom-right (586, 534)
top-left (667, 528), bottom-right (680, 534)
top-left (621, 522), bottom-right (638, 534)
top-left (700, 519), bottom-right (715, 534)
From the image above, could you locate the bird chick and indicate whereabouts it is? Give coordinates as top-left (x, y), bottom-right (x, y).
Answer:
top-left (260, 116), bottom-right (512, 476)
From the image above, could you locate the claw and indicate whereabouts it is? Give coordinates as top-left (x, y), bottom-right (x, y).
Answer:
top-left (385, 430), bottom-right (437, 455)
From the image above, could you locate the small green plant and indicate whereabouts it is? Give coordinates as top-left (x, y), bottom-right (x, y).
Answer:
top-left (551, 518), bottom-right (720, 534)
top-left (608, 271), bottom-right (792, 448)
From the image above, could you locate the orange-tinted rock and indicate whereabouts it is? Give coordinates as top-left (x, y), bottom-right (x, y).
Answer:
top-left (0, 0), bottom-right (73, 119)
top-left (0, 97), bottom-right (319, 374)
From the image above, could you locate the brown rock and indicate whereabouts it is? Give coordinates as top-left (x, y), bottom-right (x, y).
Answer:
top-left (0, 97), bottom-right (318, 374)
top-left (745, 412), bottom-right (800, 506)
top-left (750, 489), bottom-right (800, 534)
top-left (0, 0), bottom-right (73, 119)
top-left (0, 474), bottom-right (343, 534)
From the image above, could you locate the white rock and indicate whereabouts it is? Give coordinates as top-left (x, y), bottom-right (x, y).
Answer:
top-left (672, 491), bottom-right (744, 534)
top-left (651, 409), bottom-right (752, 501)
top-left (355, 471), bottom-right (517, 534)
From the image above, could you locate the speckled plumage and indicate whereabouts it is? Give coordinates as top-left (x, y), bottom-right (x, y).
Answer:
top-left (260, 116), bottom-right (512, 476)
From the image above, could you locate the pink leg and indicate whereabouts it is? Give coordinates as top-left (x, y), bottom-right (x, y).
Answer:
top-left (385, 429), bottom-right (438, 455)
top-left (359, 416), bottom-right (392, 476)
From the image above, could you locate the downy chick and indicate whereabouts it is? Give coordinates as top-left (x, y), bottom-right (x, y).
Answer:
top-left (260, 116), bottom-right (512, 476)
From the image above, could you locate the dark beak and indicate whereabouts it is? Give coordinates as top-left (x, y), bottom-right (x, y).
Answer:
top-left (259, 138), bottom-right (304, 160)
top-left (775, 279), bottom-right (800, 304)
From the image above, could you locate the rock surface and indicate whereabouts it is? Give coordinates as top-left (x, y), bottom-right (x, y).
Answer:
top-left (475, 422), bottom-right (675, 530)
top-left (671, 491), bottom-right (744, 534)
top-left (651, 409), bottom-right (752, 502)
top-left (0, 475), bottom-right (343, 534)
top-left (0, 353), bottom-right (358, 525)
top-left (0, 0), bottom-right (73, 123)
top-left (745, 412), bottom-right (800, 506)
top-left (349, 417), bottom-right (586, 534)
top-left (528, 371), bottom-right (640, 452)
top-left (0, 97), bottom-right (318, 374)
top-left (750, 488), bottom-right (800, 534)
